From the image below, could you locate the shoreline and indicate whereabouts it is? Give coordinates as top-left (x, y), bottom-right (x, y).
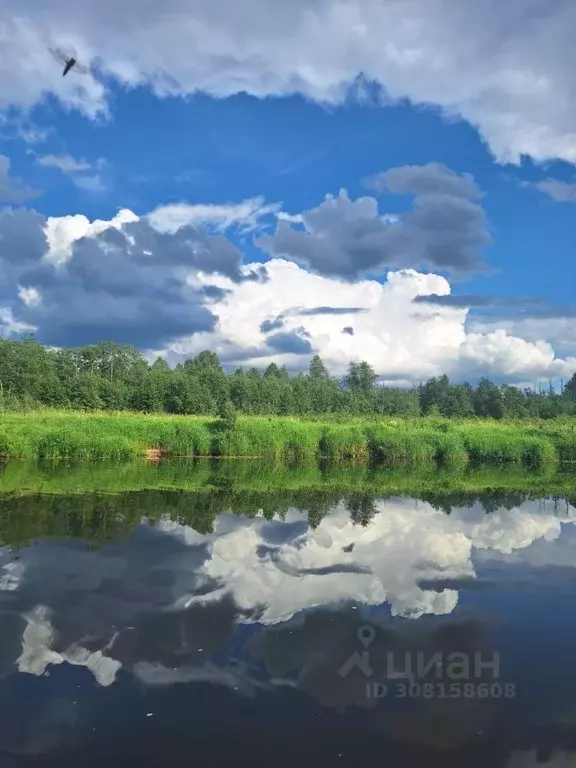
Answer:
top-left (0, 410), bottom-right (575, 468)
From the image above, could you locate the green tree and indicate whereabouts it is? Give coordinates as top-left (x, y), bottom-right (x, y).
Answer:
top-left (183, 351), bottom-right (228, 411)
top-left (565, 373), bottom-right (576, 399)
top-left (474, 378), bottom-right (504, 419)
top-left (309, 355), bottom-right (329, 380)
top-left (344, 361), bottom-right (377, 396)
top-left (218, 400), bottom-right (237, 430)
top-left (264, 363), bottom-right (283, 379)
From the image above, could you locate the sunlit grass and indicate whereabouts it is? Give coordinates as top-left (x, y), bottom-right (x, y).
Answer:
top-left (0, 410), bottom-right (574, 469)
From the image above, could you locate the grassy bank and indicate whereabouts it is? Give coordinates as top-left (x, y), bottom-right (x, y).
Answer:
top-left (1, 410), bottom-right (576, 469)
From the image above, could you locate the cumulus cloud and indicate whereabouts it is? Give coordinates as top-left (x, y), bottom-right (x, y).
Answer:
top-left (0, 199), bottom-right (573, 382)
top-left (4, 0), bottom-right (576, 163)
top-left (163, 259), bottom-right (576, 382)
top-left (458, 329), bottom-right (575, 380)
top-left (0, 155), bottom-right (40, 202)
top-left (43, 208), bottom-right (139, 265)
top-left (0, 204), bottom-right (263, 347)
top-left (468, 314), bottom-right (576, 366)
top-left (259, 167), bottom-right (491, 279)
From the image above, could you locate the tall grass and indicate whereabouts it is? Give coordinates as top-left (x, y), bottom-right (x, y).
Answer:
top-left (0, 410), bottom-right (574, 469)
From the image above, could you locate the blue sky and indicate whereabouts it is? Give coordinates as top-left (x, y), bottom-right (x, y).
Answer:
top-left (0, 0), bottom-right (575, 383)
top-left (16, 85), bottom-right (576, 303)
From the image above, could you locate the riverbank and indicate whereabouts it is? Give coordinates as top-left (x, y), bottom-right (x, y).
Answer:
top-left (1, 411), bottom-right (576, 468)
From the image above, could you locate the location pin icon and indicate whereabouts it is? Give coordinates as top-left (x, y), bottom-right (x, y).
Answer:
top-left (357, 624), bottom-right (376, 648)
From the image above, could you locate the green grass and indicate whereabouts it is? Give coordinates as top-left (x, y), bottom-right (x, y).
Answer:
top-left (0, 410), bottom-right (575, 469)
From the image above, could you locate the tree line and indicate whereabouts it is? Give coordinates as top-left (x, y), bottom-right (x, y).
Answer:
top-left (1, 336), bottom-right (575, 419)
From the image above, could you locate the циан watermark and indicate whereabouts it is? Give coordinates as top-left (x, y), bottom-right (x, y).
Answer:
top-left (338, 624), bottom-right (516, 700)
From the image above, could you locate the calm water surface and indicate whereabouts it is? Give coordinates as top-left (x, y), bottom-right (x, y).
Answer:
top-left (1, 476), bottom-right (576, 766)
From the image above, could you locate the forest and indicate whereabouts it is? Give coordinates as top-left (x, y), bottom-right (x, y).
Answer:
top-left (1, 335), bottom-right (575, 420)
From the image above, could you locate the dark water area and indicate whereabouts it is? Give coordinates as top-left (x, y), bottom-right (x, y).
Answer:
top-left (1, 474), bottom-right (576, 766)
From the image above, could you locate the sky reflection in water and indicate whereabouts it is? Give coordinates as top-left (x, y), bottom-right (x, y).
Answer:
top-left (1, 489), bottom-right (576, 766)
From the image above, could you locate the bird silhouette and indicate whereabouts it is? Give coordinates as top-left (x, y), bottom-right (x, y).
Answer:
top-left (48, 47), bottom-right (89, 77)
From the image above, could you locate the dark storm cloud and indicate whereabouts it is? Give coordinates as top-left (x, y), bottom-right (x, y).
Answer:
top-left (267, 330), bottom-right (313, 355)
top-left (0, 155), bottom-right (40, 203)
top-left (258, 164), bottom-right (491, 279)
top-left (0, 211), bottom-right (264, 348)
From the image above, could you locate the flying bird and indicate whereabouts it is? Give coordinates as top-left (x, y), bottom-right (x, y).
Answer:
top-left (48, 47), bottom-right (90, 77)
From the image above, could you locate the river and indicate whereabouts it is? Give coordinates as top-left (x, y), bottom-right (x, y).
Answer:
top-left (0, 462), bottom-right (575, 766)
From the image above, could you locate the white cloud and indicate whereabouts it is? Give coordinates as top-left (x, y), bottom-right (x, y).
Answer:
top-left (72, 173), bottom-right (107, 193)
top-left (44, 208), bottom-right (139, 264)
top-left (0, 306), bottom-right (36, 337)
top-left (36, 153), bottom-right (108, 193)
top-left (531, 179), bottom-right (576, 203)
top-left (276, 211), bottom-right (304, 224)
top-left (163, 258), bottom-right (576, 383)
top-left (148, 197), bottom-right (281, 234)
top-left (459, 329), bottom-right (576, 380)
top-left (468, 315), bottom-right (576, 366)
top-left (36, 154), bottom-right (93, 173)
top-left (17, 285), bottom-right (41, 308)
top-left (2, 0), bottom-right (576, 163)
top-left (0, 200), bottom-right (566, 382)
